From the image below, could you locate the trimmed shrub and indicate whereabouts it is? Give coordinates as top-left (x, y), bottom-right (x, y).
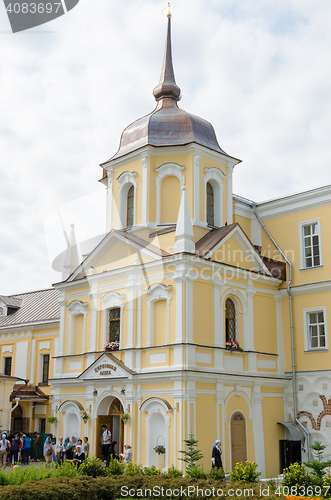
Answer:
top-left (79, 457), bottom-right (107, 477)
top-left (230, 461), bottom-right (261, 483)
top-left (208, 467), bottom-right (225, 481)
top-left (106, 457), bottom-right (125, 476)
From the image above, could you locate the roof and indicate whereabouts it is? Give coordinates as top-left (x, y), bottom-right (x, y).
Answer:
top-left (195, 224), bottom-right (237, 258)
top-left (0, 296), bottom-right (23, 308)
top-left (10, 384), bottom-right (49, 402)
top-left (102, 16), bottom-right (239, 164)
top-left (0, 288), bottom-right (60, 329)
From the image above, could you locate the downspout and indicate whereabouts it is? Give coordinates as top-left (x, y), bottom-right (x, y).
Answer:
top-left (252, 203), bottom-right (311, 461)
top-left (9, 397), bottom-right (20, 432)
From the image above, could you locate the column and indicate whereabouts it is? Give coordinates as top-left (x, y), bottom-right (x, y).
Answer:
top-left (252, 385), bottom-right (266, 477)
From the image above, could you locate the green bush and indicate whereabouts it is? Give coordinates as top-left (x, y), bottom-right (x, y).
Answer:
top-left (123, 462), bottom-right (145, 476)
top-left (208, 466), bottom-right (225, 481)
top-left (0, 476), bottom-right (290, 500)
top-left (79, 457), bottom-right (107, 477)
top-left (163, 464), bottom-right (183, 478)
top-left (143, 465), bottom-right (161, 476)
top-left (283, 462), bottom-right (316, 487)
top-left (106, 457), bottom-right (125, 475)
top-left (186, 464), bottom-right (207, 479)
top-left (230, 461), bottom-right (261, 483)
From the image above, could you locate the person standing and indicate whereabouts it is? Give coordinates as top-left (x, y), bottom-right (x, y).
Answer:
top-left (33, 431), bottom-right (41, 462)
top-left (43, 435), bottom-right (54, 468)
top-left (11, 433), bottom-right (20, 465)
top-left (55, 437), bottom-right (63, 465)
top-left (120, 443), bottom-right (132, 464)
top-left (212, 440), bottom-right (223, 469)
top-left (83, 437), bottom-right (89, 458)
top-left (101, 424), bottom-right (111, 461)
top-left (22, 433), bottom-right (31, 465)
top-left (0, 433), bottom-right (10, 469)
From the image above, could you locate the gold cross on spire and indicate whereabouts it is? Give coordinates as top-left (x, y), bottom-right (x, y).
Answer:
top-left (162, 2), bottom-right (171, 18)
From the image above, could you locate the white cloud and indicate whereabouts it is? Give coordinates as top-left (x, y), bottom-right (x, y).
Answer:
top-left (1, 0), bottom-right (331, 294)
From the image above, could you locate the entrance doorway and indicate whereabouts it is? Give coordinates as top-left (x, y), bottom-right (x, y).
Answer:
top-left (96, 398), bottom-right (124, 459)
top-left (231, 412), bottom-right (247, 468)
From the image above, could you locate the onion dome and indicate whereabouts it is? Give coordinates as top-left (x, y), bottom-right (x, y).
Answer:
top-left (108, 16), bottom-right (231, 162)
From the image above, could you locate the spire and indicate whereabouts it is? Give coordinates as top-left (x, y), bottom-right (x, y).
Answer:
top-left (153, 13), bottom-right (181, 102)
top-left (174, 186), bottom-right (195, 254)
top-left (62, 224), bottom-right (81, 280)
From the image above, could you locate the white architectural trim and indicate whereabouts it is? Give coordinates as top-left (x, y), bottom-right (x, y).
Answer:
top-left (303, 306), bottom-right (328, 352)
top-left (141, 155), bottom-right (149, 225)
top-left (227, 165), bottom-right (234, 224)
top-left (117, 171), bottom-right (137, 229)
top-left (106, 169), bottom-right (114, 232)
top-left (101, 292), bottom-right (125, 349)
top-left (193, 154), bottom-right (201, 223)
top-left (204, 167), bottom-right (225, 227)
top-left (145, 284), bottom-right (172, 347)
top-left (141, 397), bottom-right (172, 470)
top-left (67, 301), bottom-right (87, 356)
top-left (299, 218), bottom-right (323, 271)
top-left (155, 163), bottom-right (184, 225)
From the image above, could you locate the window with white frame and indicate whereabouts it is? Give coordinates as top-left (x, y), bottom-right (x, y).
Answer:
top-left (300, 220), bottom-right (322, 269)
top-left (304, 308), bottom-right (328, 351)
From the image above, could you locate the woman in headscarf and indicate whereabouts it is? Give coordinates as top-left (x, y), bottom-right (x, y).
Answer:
top-left (70, 439), bottom-right (85, 468)
top-left (120, 443), bottom-right (132, 464)
top-left (106, 440), bottom-right (119, 466)
top-left (212, 440), bottom-right (222, 469)
top-left (0, 433), bottom-right (10, 469)
top-left (43, 435), bottom-right (54, 468)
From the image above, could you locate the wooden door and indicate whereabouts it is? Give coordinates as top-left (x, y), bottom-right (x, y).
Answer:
top-left (231, 412), bottom-right (247, 468)
top-left (96, 415), bottom-right (111, 459)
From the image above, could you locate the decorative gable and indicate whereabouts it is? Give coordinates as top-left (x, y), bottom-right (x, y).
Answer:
top-left (79, 352), bottom-right (135, 381)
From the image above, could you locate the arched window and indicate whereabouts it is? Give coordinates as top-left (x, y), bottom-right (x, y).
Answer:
top-left (127, 185), bottom-right (134, 227)
top-left (225, 298), bottom-right (236, 342)
top-left (109, 308), bottom-right (120, 343)
top-left (206, 182), bottom-right (214, 226)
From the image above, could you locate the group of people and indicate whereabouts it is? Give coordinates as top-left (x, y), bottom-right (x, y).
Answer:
top-left (44, 435), bottom-right (89, 468)
top-left (0, 431), bottom-right (35, 468)
top-left (101, 424), bottom-right (132, 466)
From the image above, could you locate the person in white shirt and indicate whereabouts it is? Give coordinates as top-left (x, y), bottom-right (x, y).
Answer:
top-left (101, 424), bottom-right (111, 461)
top-left (0, 433), bottom-right (10, 469)
top-left (55, 437), bottom-right (63, 465)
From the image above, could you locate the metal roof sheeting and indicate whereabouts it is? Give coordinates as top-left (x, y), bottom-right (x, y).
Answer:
top-left (0, 295), bottom-right (23, 308)
top-left (0, 288), bottom-right (60, 329)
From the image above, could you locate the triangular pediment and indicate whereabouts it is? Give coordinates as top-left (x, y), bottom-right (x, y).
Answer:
top-left (197, 224), bottom-right (271, 276)
top-left (69, 230), bottom-right (168, 281)
top-left (79, 352), bottom-right (135, 381)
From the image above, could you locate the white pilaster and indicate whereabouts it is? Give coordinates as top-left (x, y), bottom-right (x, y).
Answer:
top-left (29, 339), bottom-right (36, 384)
top-left (58, 292), bottom-right (66, 356)
top-left (227, 165), bottom-right (234, 224)
top-left (193, 153), bottom-right (201, 223)
top-left (141, 155), bottom-right (149, 225)
top-left (252, 385), bottom-right (266, 477)
top-left (106, 168), bottom-right (114, 232)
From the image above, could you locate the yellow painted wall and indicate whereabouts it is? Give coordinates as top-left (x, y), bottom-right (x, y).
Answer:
top-left (193, 281), bottom-right (213, 345)
top-left (253, 294), bottom-right (277, 353)
top-left (161, 176), bottom-right (181, 224)
top-left (211, 236), bottom-right (257, 271)
top-left (262, 396), bottom-right (285, 477)
top-left (154, 300), bottom-right (167, 346)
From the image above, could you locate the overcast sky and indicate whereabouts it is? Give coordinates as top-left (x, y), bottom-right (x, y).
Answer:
top-left (1, 0), bottom-right (331, 295)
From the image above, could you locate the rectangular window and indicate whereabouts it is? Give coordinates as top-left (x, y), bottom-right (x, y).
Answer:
top-left (109, 308), bottom-right (120, 342)
top-left (38, 418), bottom-right (46, 434)
top-left (300, 220), bottom-right (322, 269)
top-left (4, 356), bottom-right (12, 376)
top-left (42, 354), bottom-right (50, 383)
top-left (304, 307), bottom-right (328, 351)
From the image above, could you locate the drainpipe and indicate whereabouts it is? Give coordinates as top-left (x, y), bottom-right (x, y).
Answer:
top-left (252, 203), bottom-right (311, 461)
top-left (9, 397), bottom-right (20, 431)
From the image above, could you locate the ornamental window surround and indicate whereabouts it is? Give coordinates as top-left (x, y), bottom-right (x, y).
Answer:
top-left (117, 171), bottom-right (137, 230)
top-left (304, 307), bottom-right (328, 352)
top-left (67, 300), bottom-right (88, 355)
top-left (101, 292), bottom-right (125, 349)
top-left (299, 219), bottom-right (323, 270)
top-left (204, 168), bottom-right (225, 228)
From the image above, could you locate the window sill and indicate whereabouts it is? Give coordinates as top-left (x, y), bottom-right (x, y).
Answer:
top-left (300, 265), bottom-right (323, 271)
top-left (38, 382), bottom-right (49, 387)
top-left (304, 348), bottom-right (328, 353)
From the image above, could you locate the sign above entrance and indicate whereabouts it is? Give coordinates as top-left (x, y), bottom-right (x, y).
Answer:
top-left (79, 352), bottom-right (135, 380)
top-left (94, 363), bottom-right (117, 376)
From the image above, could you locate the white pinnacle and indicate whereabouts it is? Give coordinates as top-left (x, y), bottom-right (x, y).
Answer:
top-left (174, 186), bottom-right (195, 254)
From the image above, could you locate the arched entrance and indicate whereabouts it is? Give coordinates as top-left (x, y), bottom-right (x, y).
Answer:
top-left (11, 404), bottom-right (24, 432)
top-left (231, 412), bottom-right (247, 468)
top-left (96, 398), bottom-right (124, 459)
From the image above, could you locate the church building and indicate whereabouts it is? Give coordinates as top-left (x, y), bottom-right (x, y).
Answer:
top-left (1, 12), bottom-right (331, 478)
